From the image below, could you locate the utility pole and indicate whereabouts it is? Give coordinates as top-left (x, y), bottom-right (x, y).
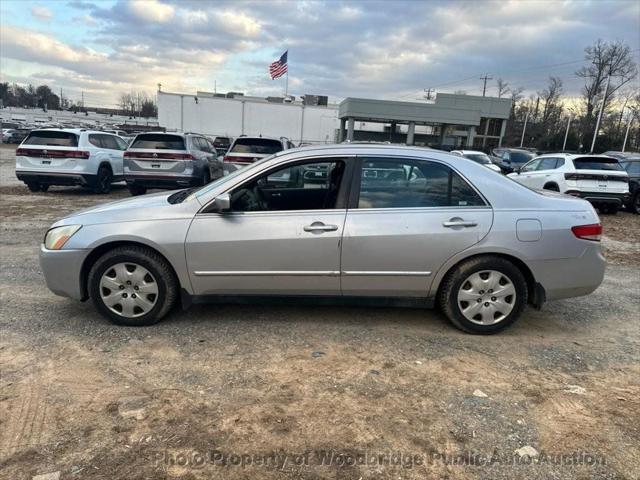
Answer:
top-left (520, 112), bottom-right (529, 148)
top-left (590, 67), bottom-right (611, 153)
top-left (480, 74), bottom-right (493, 97)
top-left (622, 113), bottom-right (633, 152)
top-left (81, 90), bottom-right (84, 111)
top-left (562, 115), bottom-right (572, 151)
top-left (424, 88), bottom-right (434, 100)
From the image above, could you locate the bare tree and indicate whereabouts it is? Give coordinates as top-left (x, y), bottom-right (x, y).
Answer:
top-left (496, 78), bottom-right (510, 98)
top-left (539, 76), bottom-right (563, 126)
top-left (576, 40), bottom-right (637, 140)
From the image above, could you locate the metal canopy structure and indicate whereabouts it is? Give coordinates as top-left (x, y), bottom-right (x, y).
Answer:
top-left (338, 93), bottom-right (512, 149)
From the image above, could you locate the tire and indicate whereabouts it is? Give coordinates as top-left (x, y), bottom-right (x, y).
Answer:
top-left (26, 182), bottom-right (41, 192)
top-left (88, 246), bottom-right (178, 326)
top-left (630, 192), bottom-right (640, 215)
top-left (201, 168), bottom-right (211, 186)
top-left (543, 183), bottom-right (560, 192)
top-left (438, 256), bottom-right (528, 334)
top-left (93, 165), bottom-right (113, 194)
top-left (600, 205), bottom-right (618, 215)
top-left (127, 184), bottom-right (147, 196)
top-left (40, 184), bottom-right (49, 192)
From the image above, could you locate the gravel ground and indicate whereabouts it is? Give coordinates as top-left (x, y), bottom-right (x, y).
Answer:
top-left (1, 145), bottom-right (639, 480)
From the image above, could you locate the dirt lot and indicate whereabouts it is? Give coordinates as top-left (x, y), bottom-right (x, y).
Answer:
top-left (1, 145), bottom-right (639, 480)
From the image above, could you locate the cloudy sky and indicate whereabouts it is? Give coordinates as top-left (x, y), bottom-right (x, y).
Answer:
top-left (1, 0), bottom-right (638, 107)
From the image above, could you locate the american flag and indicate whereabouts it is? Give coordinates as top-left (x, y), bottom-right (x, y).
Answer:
top-left (269, 51), bottom-right (288, 79)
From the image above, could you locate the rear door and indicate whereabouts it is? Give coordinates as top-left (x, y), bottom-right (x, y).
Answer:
top-left (341, 156), bottom-right (493, 297)
top-left (99, 134), bottom-right (125, 176)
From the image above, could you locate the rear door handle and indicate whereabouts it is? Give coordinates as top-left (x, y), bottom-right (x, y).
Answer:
top-left (443, 220), bottom-right (477, 228)
top-left (304, 222), bottom-right (339, 232)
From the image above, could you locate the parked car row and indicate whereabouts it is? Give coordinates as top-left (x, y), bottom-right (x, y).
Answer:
top-left (14, 129), bottom-right (295, 195)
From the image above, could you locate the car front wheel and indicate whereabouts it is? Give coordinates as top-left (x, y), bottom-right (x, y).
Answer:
top-left (88, 246), bottom-right (178, 326)
top-left (439, 256), bottom-right (528, 334)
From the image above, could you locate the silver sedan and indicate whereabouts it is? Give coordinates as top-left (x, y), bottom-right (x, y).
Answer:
top-left (40, 144), bottom-right (605, 334)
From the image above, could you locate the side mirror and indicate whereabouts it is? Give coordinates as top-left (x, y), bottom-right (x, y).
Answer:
top-left (212, 193), bottom-right (231, 212)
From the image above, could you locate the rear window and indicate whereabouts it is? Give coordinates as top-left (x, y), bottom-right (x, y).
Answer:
top-left (130, 134), bottom-right (185, 150)
top-left (24, 131), bottom-right (78, 147)
top-left (464, 153), bottom-right (491, 165)
top-left (574, 157), bottom-right (623, 171)
top-left (230, 138), bottom-right (282, 155)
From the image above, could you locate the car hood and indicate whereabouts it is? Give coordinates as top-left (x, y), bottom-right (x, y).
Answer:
top-left (52, 190), bottom-right (201, 228)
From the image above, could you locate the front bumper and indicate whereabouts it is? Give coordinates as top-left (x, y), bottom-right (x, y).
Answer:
top-left (565, 190), bottom-right (630, 206)
top-left (17, 171), bottom-right (96, 187)
top-left (39, 244), bottom-right (89, 300)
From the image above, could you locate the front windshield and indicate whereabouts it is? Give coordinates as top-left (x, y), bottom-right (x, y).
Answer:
top-left (186, 154), bottom-right (277, 202)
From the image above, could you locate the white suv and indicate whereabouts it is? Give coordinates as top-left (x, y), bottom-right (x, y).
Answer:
top-left (507, 154), bottom-right (630, 213)
top-left (16, 129), bottom-right (127, 193)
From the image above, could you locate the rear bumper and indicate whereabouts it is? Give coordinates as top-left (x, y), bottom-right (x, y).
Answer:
top-left (16, 170), bottom-right (96, 187)
top-left (528, 243), bottom-right (605, 301)
top-left (39, 244), bottom-right (88, 301)
top-left (565, 190), bottom-right (630, 206)
top-left (125, 173), bottom-right (200, 189)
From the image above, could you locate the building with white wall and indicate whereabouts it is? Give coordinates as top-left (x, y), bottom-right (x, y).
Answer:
top-left (157, 91), bottom-right (339, 144)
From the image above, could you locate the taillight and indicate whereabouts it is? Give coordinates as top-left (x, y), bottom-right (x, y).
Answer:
top-left (124, 152), bottom-right (193, 160)
top-left (571, 224), bottom-right (602, 242)
top-left (15, 148), bottom-right (89, 159)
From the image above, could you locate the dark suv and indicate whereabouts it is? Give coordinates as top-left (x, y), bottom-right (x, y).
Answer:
top-left (620, 157), bottom-right (640, 214)
top-left (124, 132), bottom-right (222, 195)
top-left (491, 148), bottom-right (536, 174)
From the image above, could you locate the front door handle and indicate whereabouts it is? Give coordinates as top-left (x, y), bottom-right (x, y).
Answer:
top-left (443, 219), bottom-right (477, 228)
top-left (304, 222), bottom-right (339, 232)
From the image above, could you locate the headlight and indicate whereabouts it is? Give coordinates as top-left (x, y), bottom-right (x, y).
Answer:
top-left (44, 225), bottom-right (82, 250)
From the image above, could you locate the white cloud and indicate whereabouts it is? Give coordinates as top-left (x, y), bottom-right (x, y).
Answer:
top-left (31, 5), bottom-right (53, 22)
top-left (128, 0), bottom-right (175, 23)
top-left (215, 10), bottom-right (261, 38)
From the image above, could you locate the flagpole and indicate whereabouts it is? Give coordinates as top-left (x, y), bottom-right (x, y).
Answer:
top-left (285, 70), bottom-right (288, 97)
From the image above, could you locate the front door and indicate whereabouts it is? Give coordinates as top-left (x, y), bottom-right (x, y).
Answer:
top-left (185, 158), bottom-right (351, 295)
top-left (341, 156), bottom-right (493, 296)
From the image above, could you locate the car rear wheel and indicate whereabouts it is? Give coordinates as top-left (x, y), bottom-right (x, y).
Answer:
top-left (40, 184), bottom-right (49, 192)
top-left (600, 205), bottom-right (618, 215)
top-left (439, 256), bottom-right (528, 334)
top-left (93, 166), bottom-right (113, 194)
top-left (630, 192), bottom-right (640, 215)
top-left (88, 246), bottom-right (178, 326)
top-left (127, 184), bottom-right (147, 196)
top-left (26, 182), bottom-right (41, 192)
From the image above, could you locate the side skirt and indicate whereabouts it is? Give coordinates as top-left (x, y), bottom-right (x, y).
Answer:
top-left (180, 289), bottom-right (434, 310)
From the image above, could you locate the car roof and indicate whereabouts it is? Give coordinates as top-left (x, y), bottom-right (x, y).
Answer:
top-left (233, 135), bottom-right (285, 142)
top-left (535, 153), bottom-right (621, 160)
top-left (272, 143), bottom-right (441, 158)
top-left (27, 128), bottom-right (116, 135)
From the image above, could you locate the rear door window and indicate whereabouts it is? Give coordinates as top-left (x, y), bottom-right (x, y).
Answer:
top-left (357, 158), bottom-right (486, 209)
top-left (623, 161), bottom-right (640, 175)
top-left (101, 134), bottom-right (120, 151)
top-left (24, 131), bottom-right (78, 147)
top-left (230, 138), bottom-right (283, 155)
top-left (88, 134), bottom-right (102, 148)
top-left (131, 134), bottom-right (185, 150)
top-left (573, 157), bottom-right (623, 171)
